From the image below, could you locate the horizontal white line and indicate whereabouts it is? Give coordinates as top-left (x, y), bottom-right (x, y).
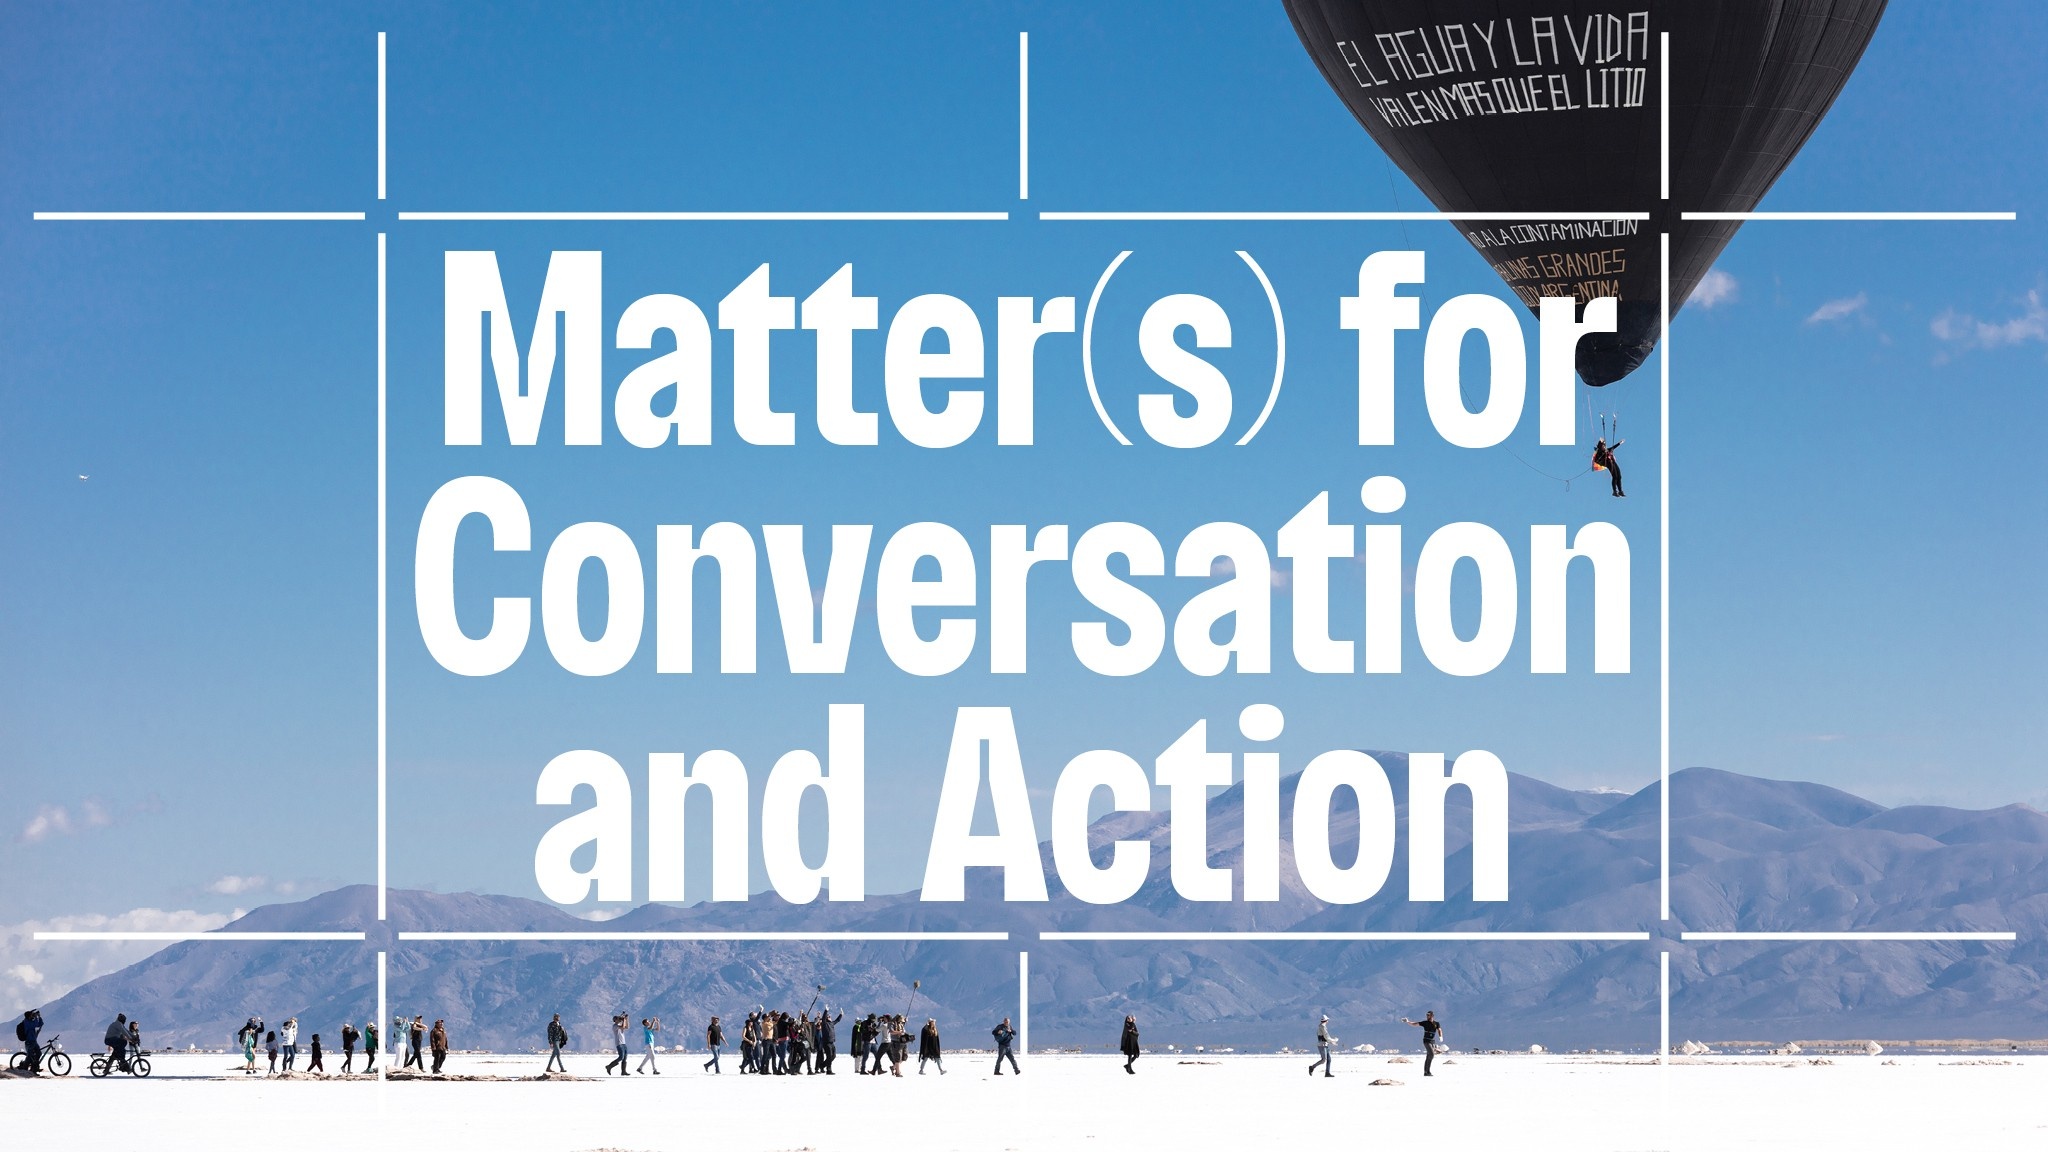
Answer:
top-left (1681, 211), bottom-right (2016, 222)
top-left (396, 211), bottom-right (1009, 222)
top-left (34, 211), bottom-right (367, 222)
top-left (1040, 211), bottom-right (1651, 222)
top-left (1682, 932), bottom-right (2018, 942)
top-left (397, 931), bottom-right (1009, 942)
top-left (33, 931), bottom-right (367, 942)
top-left (1039, 931), bottom-right (1651, 942)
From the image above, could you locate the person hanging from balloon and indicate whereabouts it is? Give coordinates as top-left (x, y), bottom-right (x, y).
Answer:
top-left (1591, 436), bottom-right (1626, 498)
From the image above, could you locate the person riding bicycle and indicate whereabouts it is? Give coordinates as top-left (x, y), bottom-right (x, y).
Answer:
top-left (104, 1012), bottom-right (130, 1073)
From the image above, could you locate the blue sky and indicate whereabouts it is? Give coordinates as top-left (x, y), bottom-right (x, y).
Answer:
top-left (1, 1), bottom-right (2042, 958)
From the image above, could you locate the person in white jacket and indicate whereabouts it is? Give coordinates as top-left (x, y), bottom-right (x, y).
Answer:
top-left (280, 1018), bottom-right (300, 1071)
top-left (1307, 1015), bottom-right (1335, 1077)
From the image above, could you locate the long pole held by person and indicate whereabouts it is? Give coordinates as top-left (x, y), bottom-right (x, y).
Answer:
top-left (903, 979), bottom-right (921, 1019)
top-left (807, 984), bottom-right (825, 1016)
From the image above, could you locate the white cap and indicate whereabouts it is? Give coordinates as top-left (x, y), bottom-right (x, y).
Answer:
top-left (1320, 1015), bottom-right (1329, 1021)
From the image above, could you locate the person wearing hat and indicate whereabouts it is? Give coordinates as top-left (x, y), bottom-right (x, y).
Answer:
top-left (1308, 1015), bottom-right (1336, 1077)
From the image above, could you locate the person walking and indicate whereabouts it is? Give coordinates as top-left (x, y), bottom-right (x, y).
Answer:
top-left (546, 1013), bottom-right (570, 1073)
top-left (606, 1013), bottom-right (631, 1076)
top-left (918, 1019), bottom-right (945, 1075)
top-left (992, 1016), bottom-right (1020, 1075)
top-left (363, 1021), bottom-right (379, 1073)
top-left (887, 1016), bottom-right (908, 1077)
top-left (703, 1015), bottom-right (724, 1073)
top-left (104, 1012), bottom-right (130, 1073)
top-left (341, 1022), bottom-right (360, 1073)
top-left (406, 1016), bottom-right (426, 1070)
top-left (1119, 1015), bottom-right (1141, 1074)
top-left (280, 1017), bottom-right (299, 1071)
top-left (637, 1017), bottom-right (662, 1075)
top-left (1402, 1012), bottom-right (1447, 1077)
top-left (1308, 1015), bottom-right (1335, 1077)
top-left (429, 1020), bottom-right (448, 1074)
top-left (307, 1033), bottom-right (325, 1073)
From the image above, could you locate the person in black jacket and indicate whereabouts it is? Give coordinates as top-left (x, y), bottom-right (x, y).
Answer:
top-left (992, 1016), bottom-right (1020, 1075)
top-left (18, 1010), bottom-right (44, 1074)
top-left (307, 1033), bottom-right (325, 1073)
top-left (544, 1013), bottom-right (569, 1073)
top-left (816, 1009), bottom-right (841, 1074)
top-left (104, 1013), bottom-right (130, 1072)
top-left (918, 1019), bottom-right (945, 1075)
top-left (341, 1022), bottom-right (360, 1073)
top-left (1119, 1015), bottom-right (1140, 1074)
top-left (1592, 437), bottom-right (1625, 497)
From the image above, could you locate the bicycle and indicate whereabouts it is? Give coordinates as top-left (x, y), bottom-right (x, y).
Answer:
top-left (8, 1034), bottom-right (74, 1076)
top-left (89, 1047), bottom-right (152, 1078)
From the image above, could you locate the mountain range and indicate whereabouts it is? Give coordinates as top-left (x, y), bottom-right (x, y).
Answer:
top-left (25, 764), bottom-right (2048, 1050)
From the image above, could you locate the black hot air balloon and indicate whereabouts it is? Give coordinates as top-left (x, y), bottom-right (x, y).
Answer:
top-left (1283, 1), bottom-right (1887, 385)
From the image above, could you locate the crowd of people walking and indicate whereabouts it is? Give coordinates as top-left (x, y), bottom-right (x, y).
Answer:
top-left (15, 1001), bottom-right (1450, 1081)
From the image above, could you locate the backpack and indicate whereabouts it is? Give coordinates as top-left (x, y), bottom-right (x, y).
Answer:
top-left (13, 1019), bottom-right (23, 1042)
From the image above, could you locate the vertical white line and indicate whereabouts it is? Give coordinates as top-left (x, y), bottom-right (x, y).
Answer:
top-left (1018, 950), bottom-right (1029, 1056)
top-left (1659, 950), bottom-right (1670, 1063)
top-left (1018, 33), bottom-right (1030, 201)
top-left (377, 231), bottom-right (388, 923)
top-left (377, 33), bottom-right (388, 201)
top-left (1659, 230), bottom-right (1671, 923)
top-left (1659, 32), bottom-right (1669, 201)
top-left (377, 949), bottom-right (388, 1087)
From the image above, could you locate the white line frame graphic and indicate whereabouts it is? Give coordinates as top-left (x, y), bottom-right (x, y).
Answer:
top-left (1683, 931), bottom-right (2018, 942)
top-left (1018, 32), bottom-right (1029, 201)
top-left (19, 34), bottom-right (2034, 1095)
top-left (1040, 211), bottom-right (1652, 222)
top-left (34, 211), bottom-right (365, 221)
top-left (377, 230), bottom-right (389, 923)
top-left (1684, 211), bottom-right (2016, 221)
top-left (396, 211), bottom-right (1009, 222)
top-left (1040, 931), bottom-right (1652, 942)
top-left (398, 931), bottom-right (1010, 942)
top-left (1660, 231), bottom-right (1672, 923)
top-left (34, 931), bottom-right (367, 942)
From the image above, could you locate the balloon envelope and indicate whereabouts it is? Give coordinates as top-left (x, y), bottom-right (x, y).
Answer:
top-left (1282, 0), bottom-right (1887, 384)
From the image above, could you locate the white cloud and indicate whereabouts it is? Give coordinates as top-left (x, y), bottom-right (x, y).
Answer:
top-left (1805, 293), bottom-right (1869, 325)
top-left (576, 907), bottom-right (629, 922)
top-left (1690, 268), bottom-right (1738, 310)
top-left (1931, 289), bottom-right (2048, 351)
top-left (17, 795), bottom-right (126, 842)
top-left (19, 805), bottom-right (74, 843)
top-left (207, 875), bottom-right (268, 896)
top-left (0, 908), bottom-right (235, 1008)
